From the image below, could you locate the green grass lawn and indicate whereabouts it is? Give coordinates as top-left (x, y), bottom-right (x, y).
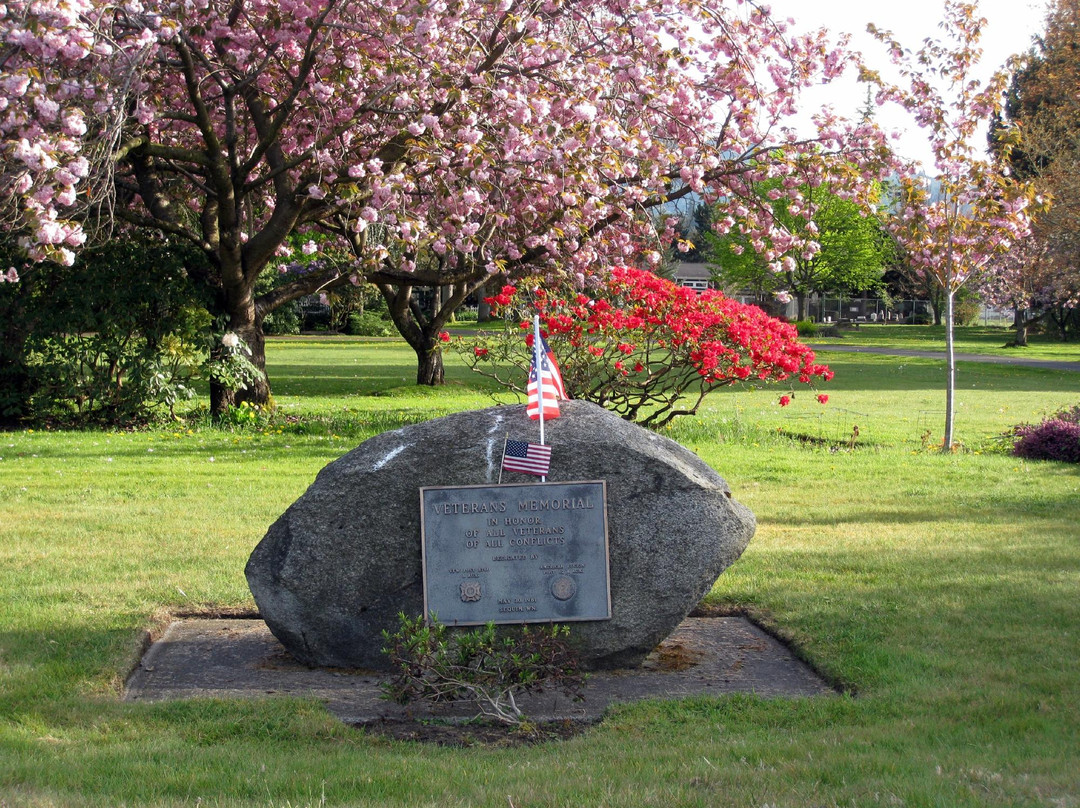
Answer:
top-left (1, 331), bottom-right (1078, 807)
top-left (813, 323), bottom-right (1080, 363)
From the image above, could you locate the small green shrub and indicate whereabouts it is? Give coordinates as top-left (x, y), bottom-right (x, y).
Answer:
top-left (346, 312), bottom-right (393, 337)
top-left (381, 614), bottom-right (584, 726)
top-left (954, 297), bottom-right (982, 327)
top-left (262, 302), bottom-right (301, 335)
top-left (794, 319), bottom-right (819, 337)
top-left (214, 400), bottom-right (273, 430)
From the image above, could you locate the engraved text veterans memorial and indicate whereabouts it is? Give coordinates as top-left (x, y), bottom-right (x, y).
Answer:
top-left (420, 481), bottom-right (611, 624)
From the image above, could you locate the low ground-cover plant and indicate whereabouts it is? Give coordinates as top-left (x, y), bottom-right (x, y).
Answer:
top-left (457, 267), bottom-right (832, 427)
top-left (1008, 404), bottom-right (1080, 462)
top-left (381, 614), bottom-right (584, 727)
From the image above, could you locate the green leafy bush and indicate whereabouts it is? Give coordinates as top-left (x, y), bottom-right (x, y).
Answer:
top-left (207, 332), bottom-right (265, 396)
top-left (262, 302), bottom-right (301, 335)
top-left (794, 319), bottom-right (819, 337)
top-left (954, 296), bottom-right (982, 327)
top-left (381, 614), bottom-right (583, 726)
top-left (346, 311), bottom-right (393, 336)
top-left (11, 240), bottom-right (212, 425)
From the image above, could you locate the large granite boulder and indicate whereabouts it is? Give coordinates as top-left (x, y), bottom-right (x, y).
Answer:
top-left (246, 401), bottom-right (755, 670)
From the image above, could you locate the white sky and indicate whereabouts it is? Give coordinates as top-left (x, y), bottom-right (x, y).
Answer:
top-left (763, 0), bottom-right (1047, 168)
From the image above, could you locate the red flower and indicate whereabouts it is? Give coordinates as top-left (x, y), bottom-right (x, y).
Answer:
top-left (473, 346), bottom-right (488, 357)
top-left (817, 394), bottom-right (829, 404)
top-left (455, 265), bottom-right (828, 427)
top-left (438, 331), bottom-right (450, 342)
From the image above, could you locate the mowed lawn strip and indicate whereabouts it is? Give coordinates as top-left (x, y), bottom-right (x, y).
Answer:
top-left (812, 323), bottom-right (1080, 363)
top-left (0, 332), bottom-right (1077, 807)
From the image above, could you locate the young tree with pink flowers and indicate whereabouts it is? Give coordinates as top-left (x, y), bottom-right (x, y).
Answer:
top-left (0, 0), bottom-right (892, 412)
top-left (869, 1), bottom-right (1037, 450)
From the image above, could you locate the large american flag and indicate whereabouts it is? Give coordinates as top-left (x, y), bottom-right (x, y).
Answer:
top-left (501, 439), bottom-right (552, 476)
top-left (526, 349), bottom-right (561, 420)
top-left (540, 336), bottom-right (568, 400)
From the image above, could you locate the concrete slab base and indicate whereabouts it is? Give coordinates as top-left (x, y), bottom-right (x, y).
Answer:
top-left (124, 616), bottom-right (833, 726)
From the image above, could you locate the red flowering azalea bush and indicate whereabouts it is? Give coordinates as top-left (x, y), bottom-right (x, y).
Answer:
top-left (1009, 405), bottom-right (1080, 463)
top-left (459, 267), bottom-right (832, 428)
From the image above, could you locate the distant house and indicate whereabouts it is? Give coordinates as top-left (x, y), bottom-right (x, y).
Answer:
top-left (670, 262), bottom-right (715, 294)
top-left (672, 261), bottom-right (797, 319)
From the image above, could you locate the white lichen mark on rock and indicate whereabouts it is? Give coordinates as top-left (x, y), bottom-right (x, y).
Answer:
top-left (485, 412), bottom-right (505, 482)
top-left (372, 444), bottom-right (409, 471)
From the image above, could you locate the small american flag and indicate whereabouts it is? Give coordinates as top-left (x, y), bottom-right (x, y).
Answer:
top-left (501, 438), bottom-right (552, 477)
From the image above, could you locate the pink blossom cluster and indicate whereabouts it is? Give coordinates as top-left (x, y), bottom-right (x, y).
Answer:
top-left (0, 0), bottom-right (894, 285)
top-left (979, 230), bottom-right (1080, 315)
top-left (871, 1), bottom-right (1034, 293)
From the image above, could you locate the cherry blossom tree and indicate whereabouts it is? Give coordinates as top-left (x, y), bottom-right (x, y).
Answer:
top-left (0, 0), bottom-right (892, 411)
top-left (980, 230), bottom-right (1080, 341)
top-left (869, 1), bottom-right (1036, 450)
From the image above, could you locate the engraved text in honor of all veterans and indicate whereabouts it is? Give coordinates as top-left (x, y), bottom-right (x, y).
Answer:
top-left (419, 481), bottom-right (611, 625)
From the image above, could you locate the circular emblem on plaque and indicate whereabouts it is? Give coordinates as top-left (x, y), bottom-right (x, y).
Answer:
top-left (550, 575), bottom-right (577, 601)
top-left (459, 581), bottom-right (482, 603)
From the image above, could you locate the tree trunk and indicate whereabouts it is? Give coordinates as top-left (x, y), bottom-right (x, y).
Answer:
top-left (942, 288), bottom-right (956, 452)
top-left (1050, 307), bottom-right (1072, 341)
top-left (377, 277), bottom-right (479, 386)
top-left (209, 376), bottom-right (236, 415)
top-left (477, 283), bottom-right (493, 323)
top-left (234, 320), bottom-right (271, 407)
top-left (416, 347), bottom-right (445, 385)
top-left (931, 299), bottom-right (943, 326)
top-left (796, 291), bottom-right (808, 321)
top-left (211, 288), bottom-right (271, 417)
top-left (1012, 306), bottom-right (1029, 347)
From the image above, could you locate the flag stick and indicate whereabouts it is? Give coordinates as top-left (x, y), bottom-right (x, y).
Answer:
top-left (532, 315), bottom-right (547, 482)
top-left (498, 434), bottom-right (508, 485)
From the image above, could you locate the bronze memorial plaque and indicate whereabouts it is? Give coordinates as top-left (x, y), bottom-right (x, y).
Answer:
top-left (419, 481), bottom-right (611, 625)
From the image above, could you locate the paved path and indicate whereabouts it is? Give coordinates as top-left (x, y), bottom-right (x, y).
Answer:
top-left (811, 343), bottom-right (1080, 372)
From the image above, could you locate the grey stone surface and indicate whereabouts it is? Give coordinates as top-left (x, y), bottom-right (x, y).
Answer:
top-left (246, 401), bottom-right (755, 671)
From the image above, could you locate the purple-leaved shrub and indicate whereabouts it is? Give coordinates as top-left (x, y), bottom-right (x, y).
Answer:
top-left (1010, 405), bottom-right (1080, 463)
